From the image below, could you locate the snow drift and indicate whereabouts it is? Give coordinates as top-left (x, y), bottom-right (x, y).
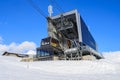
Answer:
top-left (0, 51), bottom-right (120, 80)
top-left (103, 51), bottom-right (120, 63)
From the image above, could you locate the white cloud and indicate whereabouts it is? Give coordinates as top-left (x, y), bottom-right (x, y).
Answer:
top-left (0, 44), bottom-right (8, 54)
top-left (0, 41), bottom-right (36, 55)
top-left (0, 36), bottom-right (3, 43)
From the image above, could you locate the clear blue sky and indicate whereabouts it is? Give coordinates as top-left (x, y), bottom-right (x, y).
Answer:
top-left (0, 0), bottom-right (120, 52)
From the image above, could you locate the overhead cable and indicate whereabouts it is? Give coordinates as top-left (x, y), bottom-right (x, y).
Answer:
top-left (28, 0), bottom-right (47, 18)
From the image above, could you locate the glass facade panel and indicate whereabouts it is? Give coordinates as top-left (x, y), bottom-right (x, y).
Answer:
top-left (80, 17), bottom-right (97, 50)
top-left (37, 49), bottom-right (52, 57)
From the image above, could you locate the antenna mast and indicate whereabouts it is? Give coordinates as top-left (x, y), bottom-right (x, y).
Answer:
top-left (48, 5), bottom-right (53, 17)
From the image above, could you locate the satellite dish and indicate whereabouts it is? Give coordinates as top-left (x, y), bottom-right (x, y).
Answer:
top-left (48, 5), bottom-right (53, 17)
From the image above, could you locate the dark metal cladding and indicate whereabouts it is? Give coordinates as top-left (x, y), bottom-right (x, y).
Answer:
top-left (80, 17), bottom-right (97, 50)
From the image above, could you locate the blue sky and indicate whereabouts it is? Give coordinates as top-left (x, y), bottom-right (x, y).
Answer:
top-left (0, 0), bottom-right (120, 52)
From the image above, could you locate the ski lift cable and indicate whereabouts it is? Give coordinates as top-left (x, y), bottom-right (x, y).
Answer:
top-left (52, 0), bottom-right (64, 13)
top-left (53, 0), bottom-right (64, 13)
top-left (49, 0), bottom-right (64, 14)
top-left (28, 0), bottom-right (47, 18)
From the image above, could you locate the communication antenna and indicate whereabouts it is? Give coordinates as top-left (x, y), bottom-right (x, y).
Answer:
top-left (48, 5), bottom-right (53, 17)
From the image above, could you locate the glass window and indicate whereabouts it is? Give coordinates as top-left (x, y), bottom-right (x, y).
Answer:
top-left (80, 17), bottom-right (96, 50)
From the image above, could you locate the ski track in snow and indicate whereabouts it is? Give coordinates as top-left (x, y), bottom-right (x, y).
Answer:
top-left (0, 53), bottom-right (120, 80)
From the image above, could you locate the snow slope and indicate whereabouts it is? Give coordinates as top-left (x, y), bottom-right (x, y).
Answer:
top-left (0, 52), bottom-right (120, 80)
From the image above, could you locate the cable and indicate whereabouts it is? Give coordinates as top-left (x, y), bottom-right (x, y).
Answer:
top-left (54, 0), bottom-right (64, 12)
top-left (28, 0), bottom-right (47, 18)
top-left (49, 0), bottom-right (64, 14)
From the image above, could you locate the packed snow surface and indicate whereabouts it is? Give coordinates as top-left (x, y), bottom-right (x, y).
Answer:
top-left (0, 52), bottom-right (120, 80)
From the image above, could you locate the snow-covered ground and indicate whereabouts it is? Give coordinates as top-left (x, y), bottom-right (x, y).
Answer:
top-left (0, 52), bottom-right (120, 80)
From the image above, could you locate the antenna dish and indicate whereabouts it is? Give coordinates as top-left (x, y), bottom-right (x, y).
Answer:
top-left (48, 5), bottom-right (53, 17)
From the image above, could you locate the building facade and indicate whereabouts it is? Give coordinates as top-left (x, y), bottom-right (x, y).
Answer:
top-left (36, 10), bottom-right (103, 60)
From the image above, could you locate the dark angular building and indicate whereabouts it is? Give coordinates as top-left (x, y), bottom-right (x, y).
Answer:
top-left (37, 9), bottom-right (103, 60)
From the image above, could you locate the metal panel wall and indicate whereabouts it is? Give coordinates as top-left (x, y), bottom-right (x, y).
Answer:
top-left (80, 17), bottom-right (97, 50)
